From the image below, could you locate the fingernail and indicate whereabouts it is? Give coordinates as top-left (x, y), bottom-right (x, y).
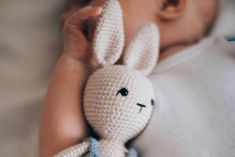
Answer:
top-left (95, 7), bottom-right (103, 14)
top-left (85, 6), bottom-right (92, 10)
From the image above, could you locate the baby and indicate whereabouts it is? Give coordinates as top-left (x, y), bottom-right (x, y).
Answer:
top-left (40, 0), bottom-right (235, 156)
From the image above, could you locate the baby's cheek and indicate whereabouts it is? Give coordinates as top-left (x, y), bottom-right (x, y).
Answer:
top-left (119, 0), bottom-right (156, 48)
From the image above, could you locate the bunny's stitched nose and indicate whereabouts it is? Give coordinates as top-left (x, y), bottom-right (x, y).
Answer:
top-left (136, 103), bottom-right (146, 113)
top-left (136, 103), bottom-right (146, 108)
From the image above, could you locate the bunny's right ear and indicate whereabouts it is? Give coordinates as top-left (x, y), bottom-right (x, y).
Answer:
top-left (93, 0), bottom-right (125, 66)
top-left (123, 24), bottom-right (160, 75)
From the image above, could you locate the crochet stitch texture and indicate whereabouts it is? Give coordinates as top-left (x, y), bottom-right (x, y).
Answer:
top-left (55, 0), bottom-right (159, 156)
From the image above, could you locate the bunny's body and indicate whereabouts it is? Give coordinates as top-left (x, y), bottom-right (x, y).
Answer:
top-left (55, 0), bottom-right (159, 156)
top-left (56, 66), bottom-right (155, 157)
top-left (96, 139), bottom-right (127, 157)
top-left (84, 65), bottom-right (155, 156)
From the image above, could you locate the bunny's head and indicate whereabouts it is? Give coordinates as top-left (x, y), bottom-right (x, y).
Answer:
top-left (84, 0), bottom-right (159, 144)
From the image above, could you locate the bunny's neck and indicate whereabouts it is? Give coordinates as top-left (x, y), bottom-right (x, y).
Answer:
top-left (99, 139), bottom-right (128, 157)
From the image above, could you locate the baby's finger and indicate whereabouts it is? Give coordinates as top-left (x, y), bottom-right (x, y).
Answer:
top-left (79, 6), bottom-right (103, 20)
top-left (65, 6), bottom-right (103, 27)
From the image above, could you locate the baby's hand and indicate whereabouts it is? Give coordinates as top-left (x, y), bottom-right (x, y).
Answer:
top-left (62, 6), bottom-right (103, 67)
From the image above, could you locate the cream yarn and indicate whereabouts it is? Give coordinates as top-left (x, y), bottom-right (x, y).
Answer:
top-left (93, 0), bottom-right (124, 66)
top-left (55, 0), bottom-right (159, 156)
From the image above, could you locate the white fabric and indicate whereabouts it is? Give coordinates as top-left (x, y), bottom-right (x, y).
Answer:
top-left (134, 37), bottom-right (235, 157)
top-left (210, 0), bottom-right (235, 38)
top-left (133, 1), bottom-right (235, 156)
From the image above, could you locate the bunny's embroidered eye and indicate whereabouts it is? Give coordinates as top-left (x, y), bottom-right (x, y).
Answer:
top-left (151, 99), bottom-right (155, 106)
top-left (116, 88), bottom-right (129, 97)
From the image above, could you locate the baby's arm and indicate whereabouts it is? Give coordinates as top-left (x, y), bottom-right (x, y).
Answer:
top-left (39, 6), bottom-right (102, 157)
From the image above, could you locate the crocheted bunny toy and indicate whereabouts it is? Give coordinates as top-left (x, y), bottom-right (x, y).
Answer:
top-left (55, 0), bottom-right (159, 156)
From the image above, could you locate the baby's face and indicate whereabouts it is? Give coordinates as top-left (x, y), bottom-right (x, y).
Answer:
top-left (68, 0), bottom-right (217, 53)
top-left (87, 0), bottom-right (157, 48)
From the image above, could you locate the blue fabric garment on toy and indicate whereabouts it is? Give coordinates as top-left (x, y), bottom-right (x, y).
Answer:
top-left (89, 138), bottom-right (100, 157)
top-left (127, 149), bottom-right (138, 157)
top-left (227, 36), bottom-right (235, 42)
top-left (89, 138), bottom-right (137, 157)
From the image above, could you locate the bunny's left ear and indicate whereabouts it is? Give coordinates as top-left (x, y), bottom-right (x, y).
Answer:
top-left (123, 24), bottom-right (160, 75)
top-left (93, 0), bottom-right (125, 66)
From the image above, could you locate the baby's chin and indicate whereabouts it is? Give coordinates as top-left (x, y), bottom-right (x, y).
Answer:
top-left (198, 0), bottom-right (218, 35)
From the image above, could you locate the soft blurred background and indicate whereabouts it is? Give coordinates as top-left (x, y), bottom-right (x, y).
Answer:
top-left (0, 0), bottom-right (65, 156)
top-left (0, 0), bottom-right (235, 156)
